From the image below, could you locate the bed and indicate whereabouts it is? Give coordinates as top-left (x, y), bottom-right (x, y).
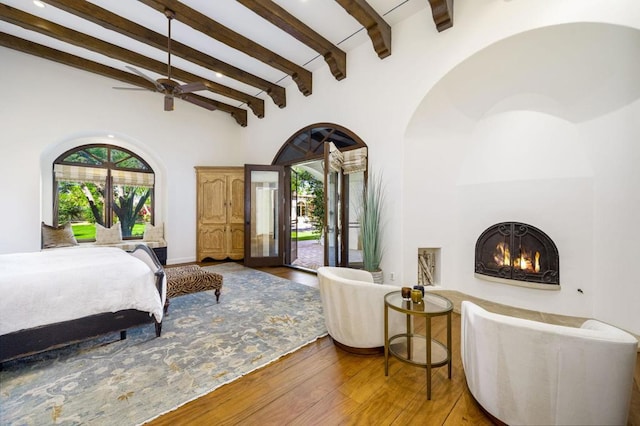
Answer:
top-left (0, 244), bottom-right (165, 362)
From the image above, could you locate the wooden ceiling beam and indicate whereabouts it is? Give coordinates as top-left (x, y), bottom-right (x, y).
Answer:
top-left (428, 0), bottom-right (454, 32)
top-left (137, 0), bottom-right (313, 96)
top-left (0, 32), bottom-right (156, 91)
top-left (42, 0), bottom-right (286, 108)
top-left (0, 5), bottom-right (264, 118)
top-left (237, 0), bottom-right (346, 81)
top-left (0, 32), bottom-right (247, 126)
top-left (334, 0), bottom-right (391, 59)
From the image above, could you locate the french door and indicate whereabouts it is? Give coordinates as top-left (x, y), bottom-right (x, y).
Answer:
top-left (243, 165), bottom-right (286, 267)
top-left (289, 168), bottom-right (299, 265)
top-left (244, 149), bottom-right (362, 269)
top-left (324, 143), bottom-right (342, 266)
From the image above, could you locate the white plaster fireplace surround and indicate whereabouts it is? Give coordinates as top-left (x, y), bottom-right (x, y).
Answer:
top-left (403, 22), bottom-right (640, 335)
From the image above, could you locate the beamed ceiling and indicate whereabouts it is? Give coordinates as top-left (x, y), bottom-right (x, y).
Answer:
top-left (0, 0), bottom-right (453, 126)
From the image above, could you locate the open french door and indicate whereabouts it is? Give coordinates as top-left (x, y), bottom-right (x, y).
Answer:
top-left (324, 143), bottom-right (342, 266)
top-left (323, 142), bottom-right (369, 268)
top-left (289, 168), bottom-right (298, 265)
top-left (243, 165), bottom-right (286, 267)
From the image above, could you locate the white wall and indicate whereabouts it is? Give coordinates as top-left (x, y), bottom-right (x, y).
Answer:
top-left (0, 49), bottom-right (243, 263)
top-left (1, 0), bottom-right (638, 333)
top-left (403, 9), bottom-right (640, 333)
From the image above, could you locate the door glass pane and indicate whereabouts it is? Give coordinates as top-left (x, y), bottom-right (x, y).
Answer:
top-left (250, 170), bottom-right (280, 258)
top-left (326, 169), bottom-right (339, 266)
top-left (348, 171), bottom-right (364, 266)
top-left (290, 169), bottom-right (298, 263)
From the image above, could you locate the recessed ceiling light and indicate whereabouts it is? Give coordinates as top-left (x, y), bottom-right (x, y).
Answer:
top-left (33, 1), bottom-right (45, 8)
top-left (107, 134), bottom-right (115, 138)
top-left (215, 72), bottom-right (223, 78)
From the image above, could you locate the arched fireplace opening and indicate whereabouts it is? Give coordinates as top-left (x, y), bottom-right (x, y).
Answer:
top-left (475, 222), bottom-right (560, 289)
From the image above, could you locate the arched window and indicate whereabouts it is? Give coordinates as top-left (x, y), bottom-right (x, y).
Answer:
top-left (53, 144), bottom-right (155, 240)
top-left (272, 123), bottom-right (367, 165)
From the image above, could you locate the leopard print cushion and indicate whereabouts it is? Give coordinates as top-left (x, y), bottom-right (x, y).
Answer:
top-left (165, 265), bottom-right (223, 298)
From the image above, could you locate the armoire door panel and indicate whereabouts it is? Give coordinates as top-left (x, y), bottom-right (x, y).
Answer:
top-left (198, 225), bottom-right (226, 260)
top-left (228, 174), bottom-right (245, 225)
top-left (199, 175), bottom-right (227, 224)
top-left (228, 224), bottom-right (245, 260)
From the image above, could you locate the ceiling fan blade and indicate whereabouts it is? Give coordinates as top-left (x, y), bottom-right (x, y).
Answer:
top-left (182, 94), bottom-right (217, 111)
top-left (113, 86), bottom-right (149, 91)
top-left (125, 65), bottom-right (164, 92)
top-left (164, 94), bottom-right (174, 111)
top-left (178, 81), bottom-right (207, 94)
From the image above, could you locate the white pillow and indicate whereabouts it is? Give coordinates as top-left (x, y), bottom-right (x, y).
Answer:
top-left (95, 223), bottom-right (123, 244)
top-left (143, 222), bottom-right (164, 242)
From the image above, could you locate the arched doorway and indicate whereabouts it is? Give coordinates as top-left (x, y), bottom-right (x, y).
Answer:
top-left (272, 123), bottom-right (368, 270)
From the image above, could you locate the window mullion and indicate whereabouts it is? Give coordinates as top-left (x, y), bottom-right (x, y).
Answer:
top-left (106, 170), bottom-right (113, 228)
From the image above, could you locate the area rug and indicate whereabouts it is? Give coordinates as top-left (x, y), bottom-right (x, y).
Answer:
top-left (0, 263), bottom-right (327, 425)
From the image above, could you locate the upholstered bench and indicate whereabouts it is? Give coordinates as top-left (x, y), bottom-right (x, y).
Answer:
top-left (164, 265), bottom-right (223, 313)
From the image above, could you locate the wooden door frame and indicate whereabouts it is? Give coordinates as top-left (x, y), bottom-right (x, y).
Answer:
top-left (243, 164), bottom-right (286, 267)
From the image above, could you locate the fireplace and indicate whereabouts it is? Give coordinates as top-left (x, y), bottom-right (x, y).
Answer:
top-left (475, 222), bottom-right (559, 289)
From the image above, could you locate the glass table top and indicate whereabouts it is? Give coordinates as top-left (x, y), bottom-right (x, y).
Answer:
top-left (385, 291), bottom-right (453, 314)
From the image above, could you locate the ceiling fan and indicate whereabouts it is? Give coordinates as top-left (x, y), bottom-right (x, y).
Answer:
top-left (121, 9), bottom-right (207, 111)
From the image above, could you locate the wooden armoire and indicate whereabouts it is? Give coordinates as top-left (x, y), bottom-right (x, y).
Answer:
top-left (195, 166), bottom-right (244, 261)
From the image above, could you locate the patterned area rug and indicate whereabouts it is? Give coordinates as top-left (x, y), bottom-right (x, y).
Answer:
top-left (0, 263), bottom-right (327, 425)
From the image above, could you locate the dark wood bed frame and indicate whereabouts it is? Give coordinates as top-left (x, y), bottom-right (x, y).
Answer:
top-left (0, 245), bottom-right (165, 363)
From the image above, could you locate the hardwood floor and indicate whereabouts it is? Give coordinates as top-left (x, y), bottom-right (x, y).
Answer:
top-left (152, 264), bottom-right (640, 425)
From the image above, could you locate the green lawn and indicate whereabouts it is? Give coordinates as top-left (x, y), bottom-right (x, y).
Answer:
top-left (291, 230), bottom-right (321, 241)
top-left (74, 223), bottom-right (316, 241)
top-left (72, 223), bottom-right (145, 240)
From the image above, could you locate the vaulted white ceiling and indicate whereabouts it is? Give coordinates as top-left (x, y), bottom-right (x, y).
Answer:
top-left (1, 0), bottom-right (453, 125)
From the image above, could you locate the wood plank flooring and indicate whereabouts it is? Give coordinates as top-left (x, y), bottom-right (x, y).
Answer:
top-left (152, 264), bottom-right (640, 426)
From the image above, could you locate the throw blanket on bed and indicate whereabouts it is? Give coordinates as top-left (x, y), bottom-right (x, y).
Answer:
top-left (0, 247), bottom-right (163, 335)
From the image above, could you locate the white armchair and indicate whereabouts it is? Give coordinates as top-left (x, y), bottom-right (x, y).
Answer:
top-left (461, 301), bottom-right (638, 425)
top-left (317, 266), bottom-right (405, 353)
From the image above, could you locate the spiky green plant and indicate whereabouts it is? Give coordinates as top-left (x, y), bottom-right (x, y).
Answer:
top-left (359, 172), bottom-right (384, 272)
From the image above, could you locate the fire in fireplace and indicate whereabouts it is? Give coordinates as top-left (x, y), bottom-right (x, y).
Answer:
top-left (475, 222), bottom-right (559, 288)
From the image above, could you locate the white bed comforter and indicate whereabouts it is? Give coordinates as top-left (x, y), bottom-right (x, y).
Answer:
top-left (0, 247), bottom-right (164, 335)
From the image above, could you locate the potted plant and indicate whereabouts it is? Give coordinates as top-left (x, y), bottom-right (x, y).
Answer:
top-left (359, 172), bottom-right (384, 283)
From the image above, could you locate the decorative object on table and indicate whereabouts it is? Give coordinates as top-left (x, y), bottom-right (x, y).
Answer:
top-left (401, 287), bottom-right (412, 300)
top-left (411, 289), bottom-right (423, 304)
top-left (413, 285), bottom-right (425, 297)
top-left (359, 171), bottom-right (385, 283)
top-left (0, 263), bottom-right (327, 426)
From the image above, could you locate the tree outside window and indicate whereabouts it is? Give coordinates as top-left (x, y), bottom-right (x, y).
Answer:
top-left (292, 167), bottom-right (324, 239)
